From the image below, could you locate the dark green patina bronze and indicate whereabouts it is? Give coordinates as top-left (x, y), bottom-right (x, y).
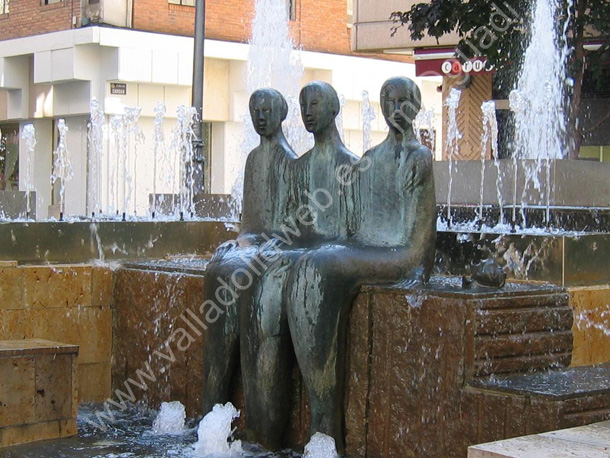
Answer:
top-left (202, 88), bottom-right (298, 449)
top-left (202, 77), bottom-right (437, 453)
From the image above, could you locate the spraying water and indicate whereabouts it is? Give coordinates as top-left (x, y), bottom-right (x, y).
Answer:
top-left (232, 0), bottom-right (307, 214)
top-left (479, 101), bottom-right (499, 224)
top-left (508, 0), bottom-right (571, 228)
top-left (152, 401), bottom-right (186, 435)
top-left (361, 90), bottom-right (376, 152)
top-left (173, 105), bottom-right (198, 218)
top-left (152, 102), bottom-right (167, 218)
top-left (193, 402), bottom-right (243, 457)
top-left (124, 107), bottom-right (145, 216)
top-left (51, 119), bottom-right (73, 220)
top-left (445, 89), bottom-right (462, 227)
top-left (414, 107), bottom-right (436, 152)
top-left (20, 124), bottom-right (36, 219)
top-left (510, 0), bottom-right (569, 161)
top-left (336, 94), bottom-right (346, 142)
top-left (109, 114), bottom-right (123, 216)
top-left (303, 433), bottom-right (339, 458)
top-left (88, 99), bottom-right (105, 217)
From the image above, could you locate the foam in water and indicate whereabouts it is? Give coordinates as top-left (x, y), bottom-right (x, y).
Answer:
top-left (303, 432), bottom-right (339, 458)
top-left (152, 401), bottom-right (187, 435)
top-left (193, 402), bottom-right (243, 457)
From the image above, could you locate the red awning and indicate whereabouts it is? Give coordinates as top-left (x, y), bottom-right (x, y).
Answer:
top-left (414, 48), bottom-right (494, 77)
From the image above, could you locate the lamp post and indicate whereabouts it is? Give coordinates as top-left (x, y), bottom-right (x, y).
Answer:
top-left (191, 0), bottom-right (206, 196)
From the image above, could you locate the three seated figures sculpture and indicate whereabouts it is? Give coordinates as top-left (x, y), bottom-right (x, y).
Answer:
top-left (202, 76), bottom-right (437, 453)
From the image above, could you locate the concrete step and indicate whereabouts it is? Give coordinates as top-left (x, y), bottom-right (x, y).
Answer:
top-left (468, 420), bottom-right (610, 457)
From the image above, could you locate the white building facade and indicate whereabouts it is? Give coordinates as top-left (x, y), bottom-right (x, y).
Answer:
top-left (0, 26), bottom-right (442, 219)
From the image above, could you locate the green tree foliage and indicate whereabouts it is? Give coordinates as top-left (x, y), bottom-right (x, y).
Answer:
top-left (391, 0), bottom-right (610, 158)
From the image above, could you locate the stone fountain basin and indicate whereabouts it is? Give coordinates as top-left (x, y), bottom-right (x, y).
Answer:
top-left (0, 219), bottom-right (608, 288)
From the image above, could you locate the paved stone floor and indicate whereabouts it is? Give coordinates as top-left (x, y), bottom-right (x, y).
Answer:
top-left (0, 404), bottom-right (299, 458)
top-left (469, 420), bottom-right (610, 457)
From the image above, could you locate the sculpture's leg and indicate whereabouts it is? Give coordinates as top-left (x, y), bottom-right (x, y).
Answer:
top-left (285, 252), bottom-right (359, 453)
top-left (240, 255), bottom-right (295, 450)
top-left (202, 260), bottom-right (241, 415)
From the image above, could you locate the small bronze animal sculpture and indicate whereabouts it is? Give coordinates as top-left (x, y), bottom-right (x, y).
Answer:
top-left (462, 258), bottom-right (507, 288)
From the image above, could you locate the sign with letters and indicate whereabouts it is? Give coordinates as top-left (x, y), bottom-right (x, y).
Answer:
top-left (414, 48), bottom-right (495, 77)
top-left (441, 59), bottom-right (488, 75)
top-left (110, 83), bottom-right (127, 96)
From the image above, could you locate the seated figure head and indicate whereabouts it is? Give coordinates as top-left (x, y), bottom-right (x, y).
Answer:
top-left (299, 81), bottom-right (340, 134)
top-left (249, 88), bottom-right (289, 137)
top-left (380, 77), bottom-right (422, 134)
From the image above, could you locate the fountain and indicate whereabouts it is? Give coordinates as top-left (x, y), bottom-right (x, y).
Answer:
top-left (51, 119), bottom-right (73, 220)
top-left (1, 0), bottom-right (610, 456)
top-left (20, 124), bottom-right (36, 220)
top-left (444, 88), bottom-right (462, 228)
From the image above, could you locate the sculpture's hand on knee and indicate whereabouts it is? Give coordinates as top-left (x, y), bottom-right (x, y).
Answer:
top-left (395, 266), bottom-right (426, 289)
top-left (259, 237), bottom-right (290, 259)
top-left (211, 240), bottom-right (238, 263)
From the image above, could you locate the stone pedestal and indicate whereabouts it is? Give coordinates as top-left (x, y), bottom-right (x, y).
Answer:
top-left (0, 339), bottom-right (78, 447)
top-left (112, 267), bottom-right (610, 457)
top-left (344, 279), bottom-right (574, 457)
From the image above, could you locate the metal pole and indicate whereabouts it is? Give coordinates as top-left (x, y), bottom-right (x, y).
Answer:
top-left (191, 0), bottom-right (205, 196)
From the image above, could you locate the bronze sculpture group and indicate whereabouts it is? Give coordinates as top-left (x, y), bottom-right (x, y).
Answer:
top-left (202, 76), bottom-right (437, 453)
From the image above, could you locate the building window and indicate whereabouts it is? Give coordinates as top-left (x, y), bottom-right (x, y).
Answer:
top-left (42, 0), bottom-right (63, 4)
top-left (286, 0), bottom-right (296, 21)
top-left (1, 0), bottom-right (9, 14)
top-left (168, 0), bottom-right (195, 6)
top-left (347, 0), bottom-right (353, 26)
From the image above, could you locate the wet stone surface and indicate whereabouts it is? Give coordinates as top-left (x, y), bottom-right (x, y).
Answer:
top-left (123, 258), bottom-right (210, 276)
top-left (0, 404), bottom-right (300, 458)
top-left (471, 363), bottom-right (610, 400)
top-left (364, 275), bottom-right (562, 298)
